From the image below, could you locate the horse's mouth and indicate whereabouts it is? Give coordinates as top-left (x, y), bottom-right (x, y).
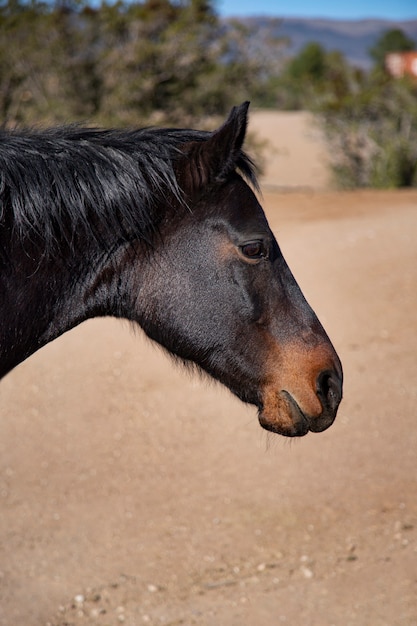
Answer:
top-left (257, 390), bottom-right (332, 438)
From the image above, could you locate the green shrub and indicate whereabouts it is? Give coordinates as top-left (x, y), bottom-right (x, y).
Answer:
top-left (318, 76), bottom-right (417, 188)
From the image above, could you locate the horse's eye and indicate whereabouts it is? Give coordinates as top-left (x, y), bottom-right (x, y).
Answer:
top-left (241, 241), bottom-right (266, 260)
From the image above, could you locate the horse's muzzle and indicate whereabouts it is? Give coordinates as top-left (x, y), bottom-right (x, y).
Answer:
top-left (258, 367), bottom-right (343, 438)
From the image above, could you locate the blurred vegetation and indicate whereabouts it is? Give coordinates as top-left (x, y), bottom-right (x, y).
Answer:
top-left (0, 0), bottom-right (416, 188)
top-left (318, 72), bottom-right (417, 188)
top-left (260, 31), bottom-right (417, 188)
top-left (0, 0), bottom-right (284, 126)
top-left (369, 28), bottom-right (416, 70)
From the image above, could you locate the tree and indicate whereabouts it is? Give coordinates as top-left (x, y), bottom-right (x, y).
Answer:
top-left (369, 28), bottom-right (416, 71)
top-left (263, 42), bottom-right (356, 110)
top-left (0, 0), bottom-right (103, 123)
top-left (286, 41), bottom-right (327, 81)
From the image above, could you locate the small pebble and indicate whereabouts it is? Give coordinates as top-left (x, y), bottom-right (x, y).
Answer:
top-left (301, 566), bottom-right (314, 579)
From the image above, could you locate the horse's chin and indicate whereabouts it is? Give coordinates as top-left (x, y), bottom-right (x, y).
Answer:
top-left (258, 387), bottom-right (340, 437)
top-left (257, 392), bottom-right (311, 438)
top-left (258, 412), bottom-right (310, 437)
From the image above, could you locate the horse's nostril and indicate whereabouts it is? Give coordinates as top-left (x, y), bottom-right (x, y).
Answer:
top-left (316, 370), bottom-right (343, 414)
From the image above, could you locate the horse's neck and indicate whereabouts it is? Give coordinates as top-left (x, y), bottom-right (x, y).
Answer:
top-left (0, 243), bottom-right (130, 379)
top-left (0, 269), bottom-right (79, 379)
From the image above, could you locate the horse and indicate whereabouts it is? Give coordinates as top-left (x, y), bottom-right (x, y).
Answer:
top-left (0, 102), bottom-right (342, 437)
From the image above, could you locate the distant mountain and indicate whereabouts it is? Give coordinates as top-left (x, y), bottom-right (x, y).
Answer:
top-left (229, 17), bottom-right (417, 69)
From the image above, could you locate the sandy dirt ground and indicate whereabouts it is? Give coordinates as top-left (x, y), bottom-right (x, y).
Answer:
top-left (0, 112), bottom-right (416, 625)
top-left (249, 111), bottom-right (331, 190)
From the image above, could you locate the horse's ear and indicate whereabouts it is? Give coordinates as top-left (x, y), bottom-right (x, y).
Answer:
top-left (177, 101), bottom-right (250, 195)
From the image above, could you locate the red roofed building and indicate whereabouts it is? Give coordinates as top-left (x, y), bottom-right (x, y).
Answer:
top-left (385, 51), bottom-right (417, 78)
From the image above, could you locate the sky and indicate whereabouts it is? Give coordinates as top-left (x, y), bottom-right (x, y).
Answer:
top-left (217, 0), bottom-right (417, 21)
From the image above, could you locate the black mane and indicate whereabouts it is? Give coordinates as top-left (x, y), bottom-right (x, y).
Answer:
top-left (0, 124), bottom-right (257, 255)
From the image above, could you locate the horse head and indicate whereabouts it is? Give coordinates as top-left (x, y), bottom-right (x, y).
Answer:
top-left (135, 103), bottom-right (343, 437)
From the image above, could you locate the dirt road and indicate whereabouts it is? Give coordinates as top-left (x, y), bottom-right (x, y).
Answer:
top-left (0, 189), bottom-right (416, 625)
